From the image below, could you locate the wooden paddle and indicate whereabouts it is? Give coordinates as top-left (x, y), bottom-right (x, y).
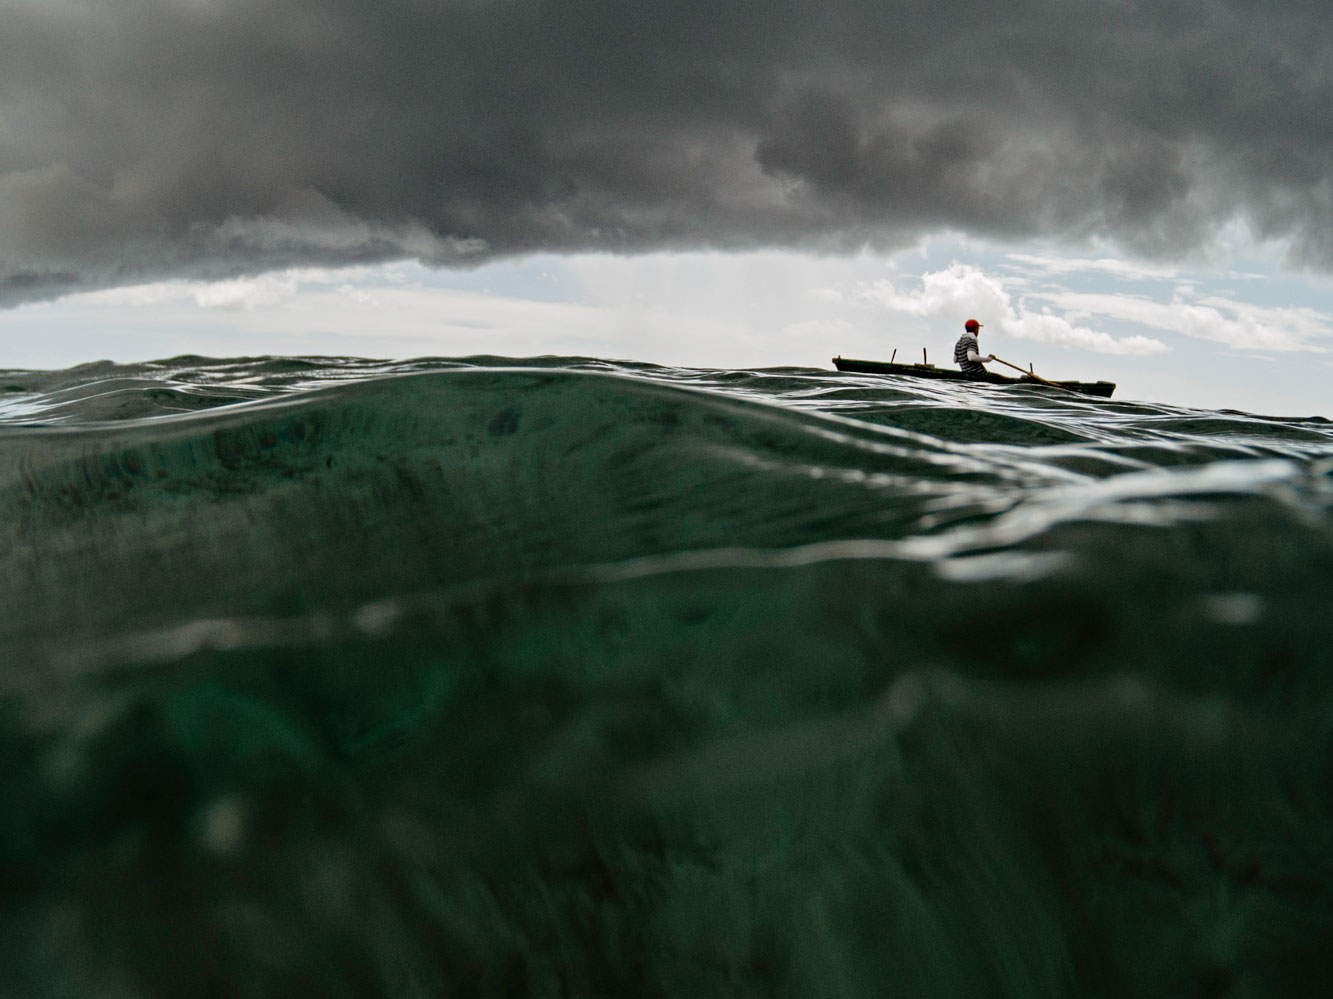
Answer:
top-left (990, 356), bottom-right (1080, 394)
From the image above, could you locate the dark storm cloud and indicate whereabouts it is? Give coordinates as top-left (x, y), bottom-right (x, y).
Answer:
top-left (0, 0), bottom-right (1330, 301)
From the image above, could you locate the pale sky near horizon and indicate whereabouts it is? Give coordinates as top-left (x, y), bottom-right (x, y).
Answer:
top-left (6, 238), bottom-right (1331, 418)
top-left (2, 1), bottom-right (1331, 418)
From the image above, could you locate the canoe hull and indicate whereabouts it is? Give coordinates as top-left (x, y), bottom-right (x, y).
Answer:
top-left (832, 357), bottom-right (1116, 398)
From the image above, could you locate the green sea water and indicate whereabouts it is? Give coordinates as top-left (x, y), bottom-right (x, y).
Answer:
top-left (2, 355), bottom-right (1331, 997)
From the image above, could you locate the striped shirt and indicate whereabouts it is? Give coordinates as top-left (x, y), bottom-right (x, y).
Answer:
top-left (954, 333), bottom-right (986, 375)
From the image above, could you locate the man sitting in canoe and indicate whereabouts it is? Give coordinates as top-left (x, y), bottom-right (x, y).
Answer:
top-left (955, 319), bottom-right (995, 375)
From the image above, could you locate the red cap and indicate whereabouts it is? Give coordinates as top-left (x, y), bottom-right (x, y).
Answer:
top-left (964, 319), bottom-right (982, 331)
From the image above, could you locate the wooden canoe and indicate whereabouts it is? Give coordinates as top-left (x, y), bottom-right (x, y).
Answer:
top-left (832, 357), bottom-right (1116, 398)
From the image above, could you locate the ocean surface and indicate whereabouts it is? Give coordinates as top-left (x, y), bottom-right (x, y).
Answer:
top-left (2, 354), bottom-right (1331, 998)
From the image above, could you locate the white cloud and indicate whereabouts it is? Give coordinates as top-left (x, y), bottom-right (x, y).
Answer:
top-left (860, 263), bottom-right (1170, 356)
top-left (1003, 312), bottom-right (1169, 356)
top-left (63, 267), bottom-right (374, 311)
top-left (1004, 253), bottom-right (1181, 283)
top-left (1029, 289), bottom-right (1332, 352)
top-left (860, 263), bottom-right (1009, 319)
top-left (1194, 294), bottom-right (1333, 349)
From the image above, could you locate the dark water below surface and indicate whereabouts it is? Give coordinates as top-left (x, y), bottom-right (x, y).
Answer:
top-left (2, 354), bottom-right (1332, 997)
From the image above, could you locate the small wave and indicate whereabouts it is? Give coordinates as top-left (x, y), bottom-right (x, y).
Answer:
top-left (2, 355), bottom-right (1332, 997)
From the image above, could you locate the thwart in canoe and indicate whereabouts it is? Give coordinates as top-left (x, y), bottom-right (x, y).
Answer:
top-left (832, 357), bottom-right (1116, 398)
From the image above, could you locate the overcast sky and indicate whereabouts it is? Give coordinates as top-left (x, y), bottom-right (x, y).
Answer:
top-left (2, 0), bottom-right (1331, 414)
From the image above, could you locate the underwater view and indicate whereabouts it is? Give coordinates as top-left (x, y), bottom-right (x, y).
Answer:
top-left (1, 354), bottom-right (1331, 998)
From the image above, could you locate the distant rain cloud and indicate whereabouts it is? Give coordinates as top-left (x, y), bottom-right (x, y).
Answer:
top-left (1, 0), bottom-right (1331, 303)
